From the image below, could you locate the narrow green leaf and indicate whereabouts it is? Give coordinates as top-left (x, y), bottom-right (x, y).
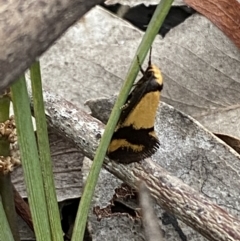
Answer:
top-left (0, 94), bottom-right (20, 241)
top-left (71, 0), bottom-right (174, 240)
top-left (30, 61), bottom-right (63, 241)
top-left (11, 76), bottom-right (52, 241)
top-left (0, 95), bottom-right (10, 122)
top-left (0, 175), bottom-right (20, 241)
top-left (0, 95), bottom-right (10, 157)
top-left (0, 199), bottom-right (15, 241)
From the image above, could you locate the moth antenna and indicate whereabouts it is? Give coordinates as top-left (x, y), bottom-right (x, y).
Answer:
top-left (137, 55), bottom-right (145, 75)
top-left (148, 46), bottom-right (152, 66)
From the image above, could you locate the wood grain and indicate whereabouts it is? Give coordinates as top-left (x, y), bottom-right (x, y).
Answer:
top-left (0, 0), bottom-right (104, 93)
top-left (38, 89), bottom-right (240, 241)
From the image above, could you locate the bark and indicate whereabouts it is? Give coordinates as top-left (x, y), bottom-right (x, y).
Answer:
top-left (14, 185), bottom-right (33, 231)
top-left (36, 89), bottom-right (240, 241)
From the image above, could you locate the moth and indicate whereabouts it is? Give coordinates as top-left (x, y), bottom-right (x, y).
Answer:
top-left (107, 49), bottom-right (163, 164)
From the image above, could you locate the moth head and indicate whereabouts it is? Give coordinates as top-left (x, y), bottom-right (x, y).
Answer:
top-left (146, 64), bottom-right (163, 85)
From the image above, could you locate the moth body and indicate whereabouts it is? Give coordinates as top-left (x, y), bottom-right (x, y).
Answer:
top-left (107, 52), bottom-right (163, 164)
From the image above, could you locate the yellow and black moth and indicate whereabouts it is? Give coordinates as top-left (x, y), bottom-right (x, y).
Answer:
top-left (107, 49), bottom-right (163, 164)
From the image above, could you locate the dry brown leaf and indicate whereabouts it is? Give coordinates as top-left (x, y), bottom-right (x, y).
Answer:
top-left (37, 6), bottom-right (240, 140)
top-left (214, 133), bottom-right (240, 154)
top-left (86, 96), bottom-right (240, 241)
top-left (12, 128), bottom-right (84, 201)
top-left (184, 0), bottom-right (240, 48)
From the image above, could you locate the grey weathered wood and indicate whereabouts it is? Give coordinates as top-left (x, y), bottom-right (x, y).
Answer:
top-left (37, 89), bottom-right (240, 241)
top-left (0, 0), bottom-right (104, 92)
top-left (139, 182), bottom-right (164, 241)
top-left (8, 4), bottom-right (240, 240)
top-left (37, 6), bottom-right (240, 139)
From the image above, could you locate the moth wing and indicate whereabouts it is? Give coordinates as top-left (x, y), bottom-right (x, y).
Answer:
top-left (118, 76), bottom-right (150, 125)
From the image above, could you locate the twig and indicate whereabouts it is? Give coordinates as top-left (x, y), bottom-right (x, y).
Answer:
top-left (13, 185), bottom-right (33, 231)
top-left (34, 90), bottom-right (240, 241)
top-left (139, 182), bottom-right (164, 241)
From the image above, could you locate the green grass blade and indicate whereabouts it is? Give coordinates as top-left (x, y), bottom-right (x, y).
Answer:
top-left (11, 76), bottom-right (52, 241)
top-left (0, 175), bottom-right (20, 241)
top-left (71, 0), bottom-right (174, 240)
top-left (0, 94), bottom-right (20, 241)
top-left (30, 61), bottom-right (63, 241)
top-left (0, 95), bottom-right (10, 122)
top-left (0, 200), bottom-right (15, 241)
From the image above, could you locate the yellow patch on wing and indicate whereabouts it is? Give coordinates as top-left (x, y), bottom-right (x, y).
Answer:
top-left (107, 56), bottom-right (163, 163)
top-left (108, 139), bottom-right (144, 152)
top-left (122, 91), bottom-right (160, 129)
